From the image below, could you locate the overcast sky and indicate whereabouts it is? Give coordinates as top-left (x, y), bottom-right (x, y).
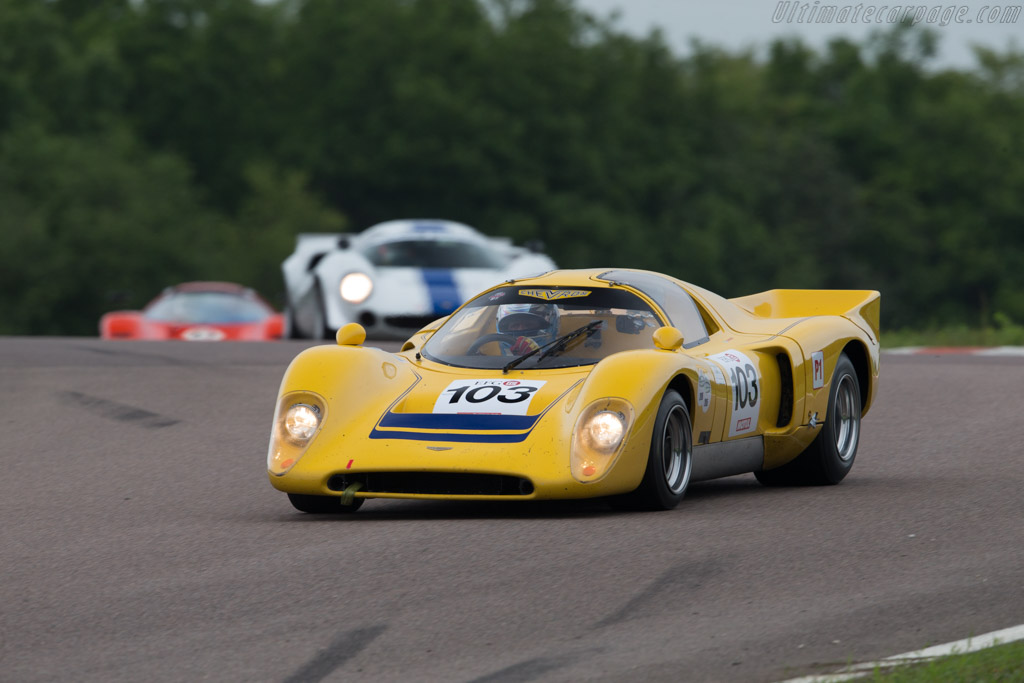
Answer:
top-left (573, 0), bottom-right (1023, 69)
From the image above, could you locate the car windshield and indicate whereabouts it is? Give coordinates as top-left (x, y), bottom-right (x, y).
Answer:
top-left (145, 292), bottom-right (270, 323)
top-left (360, 239), bottom-right (508, 269)
top-left (421, 286), bottom-right (664, 370)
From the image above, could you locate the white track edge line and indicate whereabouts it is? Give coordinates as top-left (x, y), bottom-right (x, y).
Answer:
top-left (777, 623), bottom-right (1024, 683)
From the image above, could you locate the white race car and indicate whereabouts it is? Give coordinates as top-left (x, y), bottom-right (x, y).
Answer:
top-left (281, 219), bottom-right (557, 339)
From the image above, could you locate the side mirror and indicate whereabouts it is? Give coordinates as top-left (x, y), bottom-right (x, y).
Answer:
top-left (652, 326), bottom-right (684, 351)
top-left (336, 322), bottom-right (367, 346)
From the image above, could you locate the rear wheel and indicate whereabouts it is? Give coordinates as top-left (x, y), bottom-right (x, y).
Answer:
top-left (287, 493), bottom-right (363, 514)
top-left (610, 389), bottom-right (692, 511)
top-left (756, 353), bottom-right (861, 486)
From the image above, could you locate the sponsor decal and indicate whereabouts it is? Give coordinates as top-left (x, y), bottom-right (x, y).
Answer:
top-left (697, 369), bottom-right (712, 413)
top-left (698, 430), bottom-right (711, 445)
top-left (518, 288), bottom-right (589, 301)
top-left (812, 351), bottom-right (825, 389)
top-left (488, 291), bottom-right (507, 301)
top-left (181, 327), bottom-right (225, 341)
top-left (708, 350), bottom-right (761, 437)
top-left (432, 379), bottom-right (546, 416)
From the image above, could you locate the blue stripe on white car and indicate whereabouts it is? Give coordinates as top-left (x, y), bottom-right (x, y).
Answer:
top-left (421, 269), bottom-right (460, 315)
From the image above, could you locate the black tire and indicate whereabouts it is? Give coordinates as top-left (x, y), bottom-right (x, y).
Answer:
top-left (610, 389), bottom-right (693, 511)
top-left (282, 305), bottom-right (300, 340)
top-left (309, 281), bottom-right (330, 340)
top-left (755, 353), bottom-right (861, 486)
top-left (287, 493), bottom-right (364, 514)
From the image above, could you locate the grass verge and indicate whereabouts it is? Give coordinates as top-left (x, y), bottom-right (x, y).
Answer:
top-left (866, 638), bottom-right (1024, 681)
top-left (882, 327), bottom-right (1024, 348)
top-left (882, 316), bottom-right (1024, 348)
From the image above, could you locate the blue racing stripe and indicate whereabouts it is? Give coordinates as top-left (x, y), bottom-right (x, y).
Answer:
top-left (421, 268), bottom-right (460, 315)
top-left (378, 412), bottom-right (538, 431)
top-left (369, 428), bottom-right (530, 443)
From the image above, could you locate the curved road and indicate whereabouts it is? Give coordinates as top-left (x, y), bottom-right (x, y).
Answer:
top-left (1, 338), bottom-right (1021, 682)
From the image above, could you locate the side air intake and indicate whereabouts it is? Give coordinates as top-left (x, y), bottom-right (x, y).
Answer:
top-left (776, 353), bottom-right (794, 428)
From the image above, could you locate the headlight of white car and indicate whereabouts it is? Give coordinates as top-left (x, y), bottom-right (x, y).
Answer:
top-left (340, 272), bottom-right (373, 303)
top-left (571, 398), bottom-right (634, 483)
top-left (268, 391), bottom-right (327, 475)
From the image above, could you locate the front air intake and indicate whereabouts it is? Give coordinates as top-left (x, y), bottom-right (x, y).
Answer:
top-left (327, 472), bottom-right (534, 496)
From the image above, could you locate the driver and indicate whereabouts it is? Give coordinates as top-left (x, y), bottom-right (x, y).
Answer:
top-left (495, 303), bottom-right (559, 355)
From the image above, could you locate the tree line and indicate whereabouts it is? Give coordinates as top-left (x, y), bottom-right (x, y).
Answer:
top-left (2, 0), bottom-right (1022, 335)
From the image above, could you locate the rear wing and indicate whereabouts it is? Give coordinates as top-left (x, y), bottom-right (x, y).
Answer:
top-left (292, 233), bottom-right (353, 255)
top-left (730, 289), bottom-right (881, 342)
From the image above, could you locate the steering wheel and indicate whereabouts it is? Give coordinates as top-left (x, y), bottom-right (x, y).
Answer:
top-left (467, 333), bottom-right (517, 355)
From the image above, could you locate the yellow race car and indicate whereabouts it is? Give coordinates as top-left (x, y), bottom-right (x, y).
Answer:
top-left (268, 269), bottom-right (880, 513)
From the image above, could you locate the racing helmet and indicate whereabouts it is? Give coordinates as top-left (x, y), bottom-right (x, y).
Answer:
top-left (496, 303), bottom-right (559, 343)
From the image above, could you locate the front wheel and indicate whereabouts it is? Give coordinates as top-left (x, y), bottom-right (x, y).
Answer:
top-left (756, 353), bottom-right (861, 486)
top-left (287, 493), bottom-right (364, 514)
top-left (282, 305), bottom-right (300, 340)
top-left (308, 281), bottom-right (330, 340)
top-left (610, 389), bottom-right (692, 511)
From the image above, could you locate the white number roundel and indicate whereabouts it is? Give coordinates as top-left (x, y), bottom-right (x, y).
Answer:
top-left (433, 379), bottom-right (546, 415)
top-left (708, 350), bottom-right (760, 436)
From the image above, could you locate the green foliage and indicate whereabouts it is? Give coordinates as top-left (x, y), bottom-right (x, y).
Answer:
top-left (1, 0), bottom-right (1023, 336)
top-left (229, 162), bottom-right (348, 306)
top-left (0, 125), bottom-right (223, 334)
top-left (867, 639), bottom-right (1024, 681)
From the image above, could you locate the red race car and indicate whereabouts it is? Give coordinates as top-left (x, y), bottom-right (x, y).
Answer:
top-left (100, 282), bottom-right (284, 341)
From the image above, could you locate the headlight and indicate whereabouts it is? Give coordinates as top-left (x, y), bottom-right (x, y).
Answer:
top-left (284, 404), bottom-right (320, 440)
top-left (268, 392), bottom-right (327, 476)
top-left (582, 411), bottom-right (626, 453)
top-left (571, 398), bottom-right (634, 483)
top-left (340, 272), bottom-right (373, 303)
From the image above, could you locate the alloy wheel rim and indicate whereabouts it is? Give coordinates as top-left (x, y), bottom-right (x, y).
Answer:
top-left (662, 405), bottom-right (692, 494)
top-left (832, 375), bottom-right (860, 461)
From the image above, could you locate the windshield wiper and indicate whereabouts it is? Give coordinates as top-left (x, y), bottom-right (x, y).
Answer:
top-left (502, 320), bottom-right (603, 374)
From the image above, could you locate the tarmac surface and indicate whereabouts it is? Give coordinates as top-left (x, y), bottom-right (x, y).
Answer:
top-left (1, 337), bottom-right (1021, 682)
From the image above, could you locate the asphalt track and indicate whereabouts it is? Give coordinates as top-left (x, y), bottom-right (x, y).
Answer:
top-left (1, 337), bottom-right (1021, 683)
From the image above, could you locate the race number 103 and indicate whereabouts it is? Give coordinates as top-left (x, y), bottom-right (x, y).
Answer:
top-left (432, 379), bottom-right (547, 415)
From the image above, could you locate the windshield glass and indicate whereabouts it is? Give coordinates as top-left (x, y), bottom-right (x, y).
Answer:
top-left (421, 286), bottom-right (664, 370)
top-left (145, 292), bottom-right (271, 323)
top-left (360, 239), bottom-right (508, 269)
